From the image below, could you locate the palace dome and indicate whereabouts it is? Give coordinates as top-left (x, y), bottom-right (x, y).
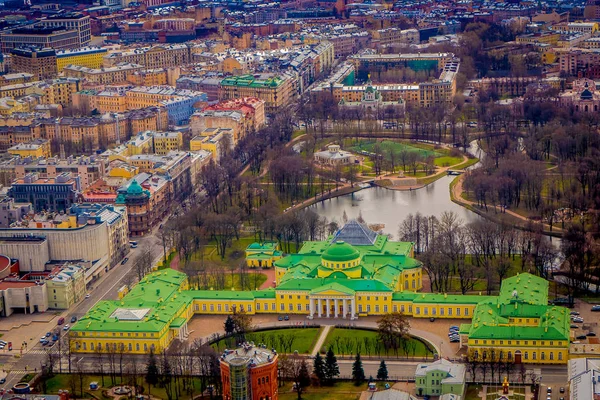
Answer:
top-left (321, 241), bottom-right (360, 262)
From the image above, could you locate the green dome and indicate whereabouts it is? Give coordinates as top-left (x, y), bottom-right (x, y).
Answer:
top-left (127, 180), bottom-right (144, 195)
top-left (321, 241), bottom-right (360, 262)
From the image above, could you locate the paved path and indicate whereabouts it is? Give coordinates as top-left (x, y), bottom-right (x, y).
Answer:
top-left (311, 325), bottom-right (332, 356)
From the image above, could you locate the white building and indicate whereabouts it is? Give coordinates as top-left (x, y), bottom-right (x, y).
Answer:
top-left (314, 144), bottom-right (356, 166)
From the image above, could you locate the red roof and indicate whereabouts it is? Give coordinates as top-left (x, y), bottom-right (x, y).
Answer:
top-left (0, 281), bottom-right (37, 290)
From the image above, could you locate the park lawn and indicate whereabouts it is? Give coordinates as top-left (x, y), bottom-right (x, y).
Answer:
top-left (351, 140), bottom-right (441, 160)
top-left (452, 157), bottom-right (479, 170)
top-left (44, 374), bottom-right (206, 400)
top-left (190, 236), bottom-right (256, 266)
top-left (434, 156), bottom-right (463, 167)
top-left (323, 328), bottom-right (433, 358)
top-left (465, 384), bottom-right (483, 400)
top-left (212, 328), bottom-right (321, 355)
top-left (279, 381), bottom-right (372, 400)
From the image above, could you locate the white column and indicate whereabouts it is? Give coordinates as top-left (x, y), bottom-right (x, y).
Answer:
top-left (326, 299), bottom-right (331, 318)
top-left (317, 299), bottom-right (322, 318)
top-left (334, 299), bottom-right (339, 318)
top-left (309, 298), bottom-right (314, 319)
top-left (343, 299), bottom-right (348, 319)
top-left (351, 298), bottom-right (356, 320)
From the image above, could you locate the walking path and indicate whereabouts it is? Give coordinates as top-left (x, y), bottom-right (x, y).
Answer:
top-left (381, 154), bottom-right (469, 191)
top-left (311, 325), bottom-right (332, 356)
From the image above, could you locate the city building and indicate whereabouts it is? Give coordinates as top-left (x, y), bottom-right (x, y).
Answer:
top-left (0, 197), bottom-right (32, 228)
top-left (202, 97), bottom-right (266, 133)
top-left (0, 73), bottom-right (35, 87)
top-left (56, 47), bottom-right (108, 72)
top-left (371, 28), bottom-right (420, 48)
top-left (7, 139), bottom-right (51, 158)
top-left (220, 344), bottom-right (279, 400)
top-left (8, 172), bottom-right (80, 212)
top-left (219, 73), bottom-right (298, 114)
top-left (0, 203), bottom-right (128, 279)
top-left (103, 44), bottom-right (191, 69)
top-left (45, 263), bottom-right (86, 309)
top-left (63, 63), bottom-right (144, 85)
top-left (314, 144), bottom-right (356, 166)
top-left (190, 128), bottom-right (233, 161)
top-left (0, 277), bottom-right (49, 317)
top-left (37, 13), bottom-right (92, 47)
top-left (338, 82), bottom-right (405, 114)
top-left (0, 27), bottom-right (81, 53)
top-left (568, 358), bottom-right (600, 400)
top-left (415, 359), bottom-right (466, 398)
top-left (116, 176), bottom-right (170, 237)
top-left (10, 48), bottom-right (57, 80)
top-left (152, 131), bottom-right (183, 155)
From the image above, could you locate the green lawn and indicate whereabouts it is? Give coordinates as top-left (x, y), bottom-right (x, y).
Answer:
top-left (43, 374), bottom-right (209, 400)
top-left (350, 140), bottom-right (441, 160)
top-left (279, 380), bottom-right (383, 400)
top-left (322, 328), bottom-right (434, 358)
top-left (212, 328), bottom-right (322, 355)
top-left (434, 156), bottom-right (463, 167)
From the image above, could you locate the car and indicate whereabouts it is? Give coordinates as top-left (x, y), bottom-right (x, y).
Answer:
top-left (547, 387), bottom-right (552, 393)
top-left (284, 315), bottom-right (289, 321)
top-left (63, 324), bottom-right (70, 331)
top-left (560, 387), bottom-right (565, 393)
top-left (576, 334), bottom-right (587, 340)
top-left (592, 305), bottom-right (600, 312)
top-left (0, 340), bottom-right (6, 346)
top-left (121, 257), bottom-right (129, 265)
top-left (70, 316), bottom-right (77, 323)
top-left (48, 341), bottom-right (55, 347)
top-left (278, 316), bottom-right (283, 321)
top-left (587, 332), bottom-right (596, 337)
top-left (45, 332), bottom-right (51, 337)
top-left (570, 311), bottom-right (580, 315)
top-left (553, 298), bottom-right (569, 305)
top-left (85, 294), bottom-right (90, 299)
top-left (571, 324), bottom-right (579, 328)
top-left (449, 326), bottom-right (459, 330)
top-left (546, 397), bottom-right (551, 400)
top-left (57, 317), bottom-right (65, 325)
top-left (0, 344), bottom-right (4, 349)
top-left (41, 340), bottom-right (49, 346)
top-left (449, 337), bottom-right (460, 343)
top-left (573, 317), bottom-right (584, 323)
top-left (0, 378), bottom-right (5, 384)
top-left (560, 398), bottom-right (565, 400)
top-left (40, 337), bottom-right (46, 343)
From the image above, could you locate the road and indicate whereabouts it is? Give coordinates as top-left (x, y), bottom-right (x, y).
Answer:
top-left (0, 222), bottom-right (166, 389)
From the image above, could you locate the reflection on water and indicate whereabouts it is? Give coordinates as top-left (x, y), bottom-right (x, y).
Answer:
top-left (310, 175), bottom-right (479, 236)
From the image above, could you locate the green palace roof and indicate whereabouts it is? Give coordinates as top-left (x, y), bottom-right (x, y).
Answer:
top-left (321, 241), bottom-right (360, 262)
top-left (220, 75), bottom-right (284, 88)
top-left (247, 242), bottom-right (278, 251)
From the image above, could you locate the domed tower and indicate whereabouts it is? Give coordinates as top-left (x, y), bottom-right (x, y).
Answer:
top-left (116, 180), bottom-right (151, 236)
top-left (318, 241), bottom-right (363, 279)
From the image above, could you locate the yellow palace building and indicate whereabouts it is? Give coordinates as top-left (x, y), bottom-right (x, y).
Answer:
top-left (70, 221), bottom-right (570, 364)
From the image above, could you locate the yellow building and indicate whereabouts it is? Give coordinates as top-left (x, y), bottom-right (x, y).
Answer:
top-left (56, 47), bottom-right (108, 72)
top-left (0, 98), bottom-right (30, 116)
top-left (125, 131), bottom-right (154, 155)
top-left (190, 128), bottom-right (232, 161)
top-left (245, 242), bottom-right (282, 268)
top-left (71, 222), bottom-right (569, 363)
top-left (46, 264), bottom-right (86, 309)
top-left (152, 131), bottom-right (182, 155)
top-left (219, 73), bottom-right (298, 114)
top-left (8, 139), bottom-right (51, 158)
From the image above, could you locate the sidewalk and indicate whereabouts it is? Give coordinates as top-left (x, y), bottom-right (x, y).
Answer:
top-left (311, 325), bottom-right (331, 356)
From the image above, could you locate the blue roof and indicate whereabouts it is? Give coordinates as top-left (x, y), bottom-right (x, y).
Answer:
top-left (331, 220), bottom-right (378, 246)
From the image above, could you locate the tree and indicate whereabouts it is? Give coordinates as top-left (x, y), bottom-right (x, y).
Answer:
top-left (377, 360), bottom-right (388, 381)
top-left (313, 353), bottom-right (326, 384)
top-left (145, 350), bottom-right (160, 396)
top-left (377, 312), bottom-right (410, 352)
top-left (291, 356), bottom-right (311, 400)
top-left (352, 353), bottom-right (365, 385)
top-left (324, 347), bottom-right (340, 385)
top-left (224, 315), bottom-right (235, 336)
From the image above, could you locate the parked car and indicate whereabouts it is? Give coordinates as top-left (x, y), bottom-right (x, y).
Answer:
top-left (560, 387), bottom-right (565, 393)
top-left (39, 337), bottom-right (46, 343)
top-left (573, 317), bottom-right (584, 323)
top-left (576, 334), bottom-right (587, 340)
top-left (70, 316), bottom-right (77, 323)
top-left (85, 294), bottom-right (91, 299)
top-left (547, 387), bottom-right (552, 393)
top-left (63, 324), bottom-right (70, 331)
top-left (570, 311), bottom-right (580, 315)
top-left (570, 324), bottom-right (579, 328)
top-left (278, 316), bottom-right (283, 321)
top-left (121, 257), bottom-right (129, 265)
top-left (0, 378), bottom-right (5, 384)
top-left (45, 332), bottom-right (51, 337)
top-left (449, 337), bottom-right (460, 343)
top-left (587, 332), bottom-right (596, 337)
top-left (591, 305), bottom-right (600, 312)
top-left (57, 317), bottom-right (65, 325)
top-left (284, 315), bottom-right (290, 321)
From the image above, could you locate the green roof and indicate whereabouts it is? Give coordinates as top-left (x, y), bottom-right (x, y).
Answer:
top-left (321, 241), bottom-right (360, 262)
top-left (247, 242), bottom-right (278, 251)
top-left (188, 290), bottom-right (255, 300)
top-left (277, 277), bottom-right (392, 292)
top-left (412, 293), bottom-right (494, 305)
top-left (498, 273), bottom-right (548, 305)
top-left (220, 74), bottom-right (284, 88)
top-left (310, 282), bottom-right (356, 295)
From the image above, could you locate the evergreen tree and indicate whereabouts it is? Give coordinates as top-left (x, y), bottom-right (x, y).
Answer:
top-left (295, 359), bottom-right (311, 400)
top-left (313, 353), bottom-right (326, 383)
top-left (224, 315), bottom-right (235, 335)
top-left (377, 360), bottom-right (389, 381)
top-left (324, 347), bottom-right (340, 385)
top-left (352, 353), bottom-right (365, 385)
top-left (145, 350), bottom-right (159, 396)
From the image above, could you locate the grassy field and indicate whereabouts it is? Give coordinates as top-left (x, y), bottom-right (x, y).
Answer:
top-left (279, 381), bottom-right (386, 400)
top-left (350, 140), bottom-right (441, 160)
top-left (212, 327), bottom-right (322, 355)
top-left (322, 328), bottom-right (434, 358)
top-left (43, 374), bottom-right (208, 400)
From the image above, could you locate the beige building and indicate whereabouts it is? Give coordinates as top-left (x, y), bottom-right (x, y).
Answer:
top-left (371, 28), bottom-right (420, 48)
top-left (103, 44), bottom-right (191, 69)
top-left (63, 63), bottom-right (144, 85)
top-left (46, 264), bottom-right (86, 309)
top-left (0, 280), bottom-right (48, 316)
